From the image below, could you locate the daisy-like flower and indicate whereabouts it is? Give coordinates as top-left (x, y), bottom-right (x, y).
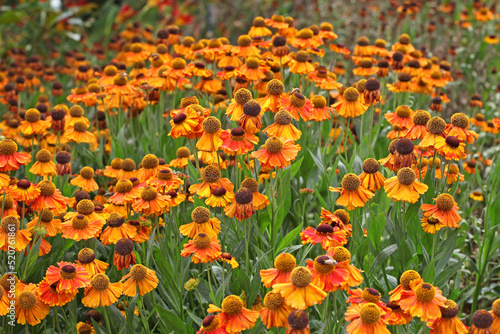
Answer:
top-left (421, 193), bottom-right (462, 228)
top-left (490, 299), bottom-right (500, 332)
top-left (273, 266), bottom-right (327, 310)
top-left (359, 158), bottom-right (386, 192)
top-left (108, 179), bottom-right (141, 205)
top-left (30, 180), bottom-right (68, 214)
top-left (219, 252), bottom-right (239, 269)
top-left (26, 209), bottom-right (61, 237)
top-left (100, 212), bottom-right (137, 245)
top-left (420, 117), bottom-right (447, 149)
top-left (345, 303), bottom-right (390, 334)
top-left (470, 191), bottom-right (484, 202)
top-left (29, 149), bottom-right (57, 177)
top-left (310, 95), bottom-right (333, 121)
top-left (168, 106), bottom-right (203, 139)
top-left (15, 283), bottom-right (50, 325)
top-left (135, 154), bottom-right (162, 182)
top-left (248, 16), bottom-right (272, 37)
top-left (197, 315), bottom-right (229, 334)
top-left (197, 116), bottom-right (223, 152)
top-left (263, 110), bottom-right (302, 141)
top-left (353, 58), bottom-right (378, 77)
top-left (392, 138), bottom-right (418, 170)
top-left (386, 301), bottom-right (413, 326)
top-left (286, 309), bottom-right (311, 334)
top-left (19, 108), bottom-right (51, 136)
top-left (389, 270), bottom-right (422, 304)
top-left (385, 105), bottom-right (414, 129)
top-left (219, 127), bottom-right (259, 156)
top-left (320, 208), bottom-right (352, 237)
top-left (0, 216), bottom-right (31, 252)
top-left (387, 72), bottom-right (412, 93)
top-left (252, 137), bottom-right (301, 169)
top-left (190, 165), bottom-right (234, 198)
top-left (240, 56), bottom-right (267, 82)
top-left (444, 164), bottom-right (464, 184)
top-left (207, 295), bottom-right (260, 334)
top-left (45, 261), bottom-right (90, 293)
top-left (71, 166), bottom-right (99, 192)
top-left (66, 105), bottom-right (90, 128)
top-left (181, 233), bottom-right (221, 264)
top-left (65, 120), bottom-right (97, 145)
top-left (165, 189), bottom-right (186, 207)
top-left (435, 136), bottom-right (466, 161)
top-left (37, 278), bottom-right (77, 307)
top-left (330, 173), bottom-right (374, 211)
top-left (8, 179), bottom-right (41, 203)
top-left (238, 100), bottom-right (263, 135)
top-left (464, 160), bottom-right (477, 174)
top-left (226, 88), bottom-right (253, 121)
top-left (288, 51), bottom-right (315, 75)
top-left (0, 194), bottom-right (18, 219)
top-left (470, 309), bottom-right (494, 334)
top-left (421, 216), bottom-right (446, 234)
top-left (60, 215), bottom-right (103, 241)
top-left (306, 255), bottom-right (348, 292)
top-left (0, 139), bottom-right (31, 172)
top-left (300, 224), bottom-right (347, 250)
top-left (405, 109), bottom-right (431, 140)
top-left (55, 151), bottom-right (72, 176)
top-left (427, 300), bottom-right (469, 334)
top-left (398, 280), bottom-right (447, 321)
top-left (261, 253), bottom-right (297, 288)
top-left (82, 273), bottom-right (123, 308)
top-left (180, 206), bottom-right (221, 238)
top-left (257, 79), bottom-right (286, 113)
top-left (170, 146), bottom-right (192, 169)
top-left (132, 186), bottom-right (169, 216)
top-left (75, 248), bottom-right (109, 277)
top-left (121, 264), bottom-right (159, 297)
top-left (329, 247), bottom-right (363, 289)
top-left (260, 291), bottom-right (293, 329)
top-left (333, 87), bottom-right (368, 118)
top-left (279, 91), bottom-right (314, 121)
top-left (241, 177), bottom-right (269, 210)
top-left (147, 168), bottom-right (183, 192)
top-left (347, 288), bottom-right (391, 316)
top-left (224, 187), bottom-right (256, 221)
top-left (114, 238), bottom-right (137, 270)
top-left (384, 167), bottom-right (428, 203)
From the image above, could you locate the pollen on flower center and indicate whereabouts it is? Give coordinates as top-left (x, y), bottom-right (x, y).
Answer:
top-left (395, 105), bottom-right (412, 118)
top-left (245, 57), bottom-right (260, 69)
top-left (290, 93), bottom-right (306, 108)
top-left (18, 291), bottom-right (37, 310)
top-left (202, 315), bottom-right (220, 331)
top-left (193, 233), bottom-right (211, 249)
top-left (396, 138), bottom-right (414, 155)
top-left (1, 216), bottom-right (19, 233)
top-left (192, 207), bottom-right (211, 224)
top-left (25, 108), bottom-right (41, 122)
top-left (60, 264), bottom-right (78, 280)
top-left (72, 215), bottom-right (90, 230)
top-left (413, 110), bottom-right (431, 126)
top-left (265, 137), bottom-right (284, 154)
top-left (156, 169), bottom-right (173, 181)
top-left (295, 51), bottom-right (309, 63)
top-left (235, 187), bottom-right (253, 204)
top-left (39, 209), bottom-right (54, 223)
top-left (362, 158), bottom-right (380, 174)
top-left (400, 270), bottom-right (421, 289)
top-left (234, 88), bottom-right (252, 105)
top-left (180, 96), bottom-right (199, 109)
top-left (243, 100), bottom-right (261, 116)
top-left (241, 178), bottom-right (259, 193)
top-left (78, 248), bottom-right (96, 264)
top-left (427, 117), bottom-right (446, 134)
top-left (492, 299), bottom-right (500, 316)
top-left (91, 274), bottom-right (110, 291)
top-left (290, 267), bottom-right (312, 287)
top-left (130, 264), bottom-right (148, 281)
top-left (221, 295), bottom-right (243, 315)
top-left (202, 165), bottom-right (221, 183)
top-left (176, 147), bottom-right (190, 159)
top-left (440, 300), bottom-right (459, 318)
top-left (171, 58), bottom-right (186, 70)
top-left (314, 256), bottom-right (335, 274)
top-left (80, 167), bottom-right (95, 180)
top-left (341, 173), bottom-right (361, 191)
top-left (316, 224), bottom-right (334, 235)
top-left (415, 283), bottom-right (436, 302)
top-left (275, 110), bottom-right (293, 125)
top-left (435, 194), bottom-right (455, 211)
top-left (311, 95), bottom-right (327, 108)
top-left (343, 87), bottom-right (360, 102)
top-left (39, 180), bottom-right (56, 196)
top-left (107, 212), bottom-right (124, 227)
top-left (263, 292), bottom-right (285, 310)
top-left (288, 310), bottom-right (309, 329)
top-left (274, 253), bottom-right (296, 272)
top-left (334, 209), bottom-right (350, 224)
top-left (115, 179), bottom-right (133, 193)
top-left (359, 303), bottom-right (381, 325)
top-left (333, 246), bottom-right (351, 263)
top-left (142, 154), bottom-right (159, 169)
top-left (0, 139), bottom-right (17, 155)
top-left (397, 167), bottom-right (416, 186)
top-left (362, 288), bottom-right (381, 303)
top-left (202, 116), bottom-right (221, 134)
top-left (266, 79), bottom-right (284, 96)
top-left (77, 199), bottom-right (94, 215)
top-left (36, 149), bottom-right (52, 163)
top-left (141, 187), bottom-right (158, 201)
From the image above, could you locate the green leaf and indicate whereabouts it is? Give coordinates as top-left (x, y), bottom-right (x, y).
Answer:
top-left (422, 259), bottom-right (436, 283)
top-left (277, 223), bottom-right (303, 253)
top-left (155, 308), bottom-right (188, 334)
top-left (368, 244), bottom-right (398, 275)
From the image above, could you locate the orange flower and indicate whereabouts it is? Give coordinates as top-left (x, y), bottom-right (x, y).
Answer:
top-left (329, 247), bottom-right (363, 289)
top-left (224, 187), bottom-right (255, 221)
top-left (8, 179), bottom-right (41, 203)
top-left (353, 58), bottom-right (378, 77)
top-left (427, 300), bottom-right (469, 334)
top-left (218, 252), bottom-right (239, 269)
top-left (45, 261), bottom-right (90, 293)
top-left (387, 73), bottom-right (412, 93)
top-left (170, 146), bottom-right (192, 168)
top-left (310, 95), bottom-right (333, 121)
top-left (421, 193), bottom-right (461, 228)
top-left (307, 255), bottom-right (348, 292)
top-left (273, 266), bottom-right (327, 310)
top-left (207, 295), bottom-right (260, 334)
top-left (333, 87), bottom-right (368, 118)
top-left (29, 149), bottom-right (57, 177)
top-left (226, 88), bottom-right (253, 121)
top-left (398, 280), bottom-right (447, 321)
top-left (100, 213), bottom-right (137, 245)
top-left (75, 248), bottom-right (109, 277)
top-left (38, 278), bottom-right (77, 307)
top-left (404, 110), bottom-right (431, 140)
top-left (445, 113), bottom-right (479, 144)
top-left (65, 120), bottom-right (97, 145)
top-left (330, 173), bottom-right (374, 211)
top-left (26, 209), bottom-right (61, 237)
top-left (190, 165), bottom-right (234, 198)
top-left (491, 299), bottom-right (500, 332)
top-left (385, 105), bottom-right (414, 129)
top-left (14, 283), bottom-right (50, 325)
top-left (285, 309), bottom-right (311, 334)
top-left (345, 303), bottom-right (390, 334)
top-left (384, 168), bottom-right (428, 203)
top-left (121, 264), bottom-right (159, 297)
top-left (30, 180), bottom-right (68, 214)
top-left (0, 216), bottom-right (31, 252)
top-left (60, 215), bottom-right (103, 241)
top-left (168, 106), bottom-right (203, 139)
top-left (0, 139), bottom-right (31, 172)
top-left (114, 238), bottom-right (137, 270)
top-left (132, 186), bottom-right (169, 216)
top-left (197, 314), bottom-right (228, 334)
top-left (252, 137), bottom-right (300, 169)
top-left (239, 57), bottom-right (268, 82)
top-left (197, 116), bottom-right (223, 152)
top-left (82, 273), bottom-right (123, 308)
top-left (261, 253), bottom-right (297, 288)
top-left (289, 51), bottom-right (315, 75)
top-left (180, 206), bottom-right (221, 238)
top-left (71, 166), bottom-right (99, 192)
top-left (257, 79), bottom-right (286, 113)
top-left (420, 117), bottom-right (447, 149)
top-left (470, 309), bottom-right (494, 333)
top-left (300, 224), bottom-right (347, 250)
top-left (260, 291), bottom-right (293, 328)
top-left (238, 100), bottom-right (264, 135)
top-left (181, 233), bottom-right (221, 263)
top-left (19, 108), bottom-right (51, 136)
top-left (109, 179), bottom-right (141, 205)
top-left (359, 158), bottom-right (386, 192)
top-left (386, 301), bottom-right (413, 325)
top-left (434, 136), bottom-right (466, 161)
top-left (219, 128), bottom-right (258, 156)
top-left (421, 216), bottom-right (446, 234)
top-left (240, 177), bottom-right (269, 210)
top-left (263, 110), bottom-right (302, 141)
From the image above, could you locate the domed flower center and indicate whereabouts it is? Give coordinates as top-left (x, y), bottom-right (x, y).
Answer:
top-left (72, 215), bottom-right (90, 230)
top-left (288, 310), bottom-right (309, 330)
top-left (360, 303), bottom-right (381, 325)
top-left (435, 194), bottom-right (455, 212)
top-left (171, 58), bottom-right (186, 70)
top-left (415, 283), bottom-right (436, 302)
top-left (265, 137), bottom-right (284, 154)
top-left (263, 292), bottom-right (285, 310)
top-left (130, 264), bottom-right (148, 281)
top-left (315, 224), bottom-right (334, 235)
top-left (142, 154), bottom-right (159, 169)
top-left (78, 248), bottom-right (96, 264)
top-left (451, 113), bottom-right (470, 129)
top-left (295, 51), bottom-right (309, 63)
top-left (333, 246), bottom-right (351, 263)
top-left (107, 213), bottom-right (124, 227)
top-left (234, 88), bottom-right (252, 105)
top-left (472, 310), bottom-right (494, 329)
top-left (445, 136), bottom-right (460, 148)
top-left (274, 110), bottom-right (293, 125)
top-left (360, 59), bottom-right (373, 68)
top-left (115, 238), bottom-right (134, 255)
top-left (245, 57), bottom-right (260, 70)
top-left (25, 108), bottom-right (41, 122)
top-left (156, 169), bottom-right (173, 181)
top-left (40, 209), bottom-right (54, 223)
top-left (235, 187), bottom-right (253, 204)
top-left (191, 207), bottom-right (211, 224)
top-left (91, 274), bottom-right (110, 291)
top-left (221, 295), bottom-right (243, 315)
top-left (266, 79), bottom-right (284, 96)
top-left (334, 209), bottom-right (350, 224)
top-left (141, 187), bottom-right (158, 201)
top-left (396, 138), bottom-right (414, 155)
top-left (202, 165), bottom-right (221, 183)
top-left (60, 264), bottom-right (78, 280)
top-left (39, 180), bottom-right (56, 196)
top-left (297, 28), bottom-right (313, 39)
top-left (201, 315), bottom-right (220, 331)
top-left (362, 158), bottom-right (379, 174)
top-left (243, 100), bottom-right (261, 116)
top-left (77, 199), bottom-right (94, 215)
top-left (241, 178), bottom-right (259, 193)
top-left (397, 167), bottom-right (416, 186)
top-left (202, 116), bottom-right (221, 133)
top-left (80, 167), bottom-right (94, 180)
top-left (362, 288), bottom-right (381, 303)
top-left (17, 179), bottom-right (31, 189)
top-left (36, 149), bottom-right (52, 163)
top-left (238, 35), bottom-right (252, 47)
top-left (343, 87), bottom-right (360, 102)
top-left (413, 110), bottom-right (431, 125)
top-left (314, 255), bottom-right (335, 274)
top-left (290, 267), bottom-right (312, 287)
top-left (427, 117), bottom-right (446, 134)
top-left (395, 106), bottom-right (412, 118)
top-left (1, 216), bottom-right (19, 233)
top-left (193, 233), bottom-right (211, 249)
top-left (274, 253), bottom-right (296, 272)
top-left (440, 300), bottom-right (459, 318)
top-left (18, 291), bottom-right (37, 310)
top-left (290, 93), bottom-right (306, 108)
top-left (341, 173), bottom-right (361, 191)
